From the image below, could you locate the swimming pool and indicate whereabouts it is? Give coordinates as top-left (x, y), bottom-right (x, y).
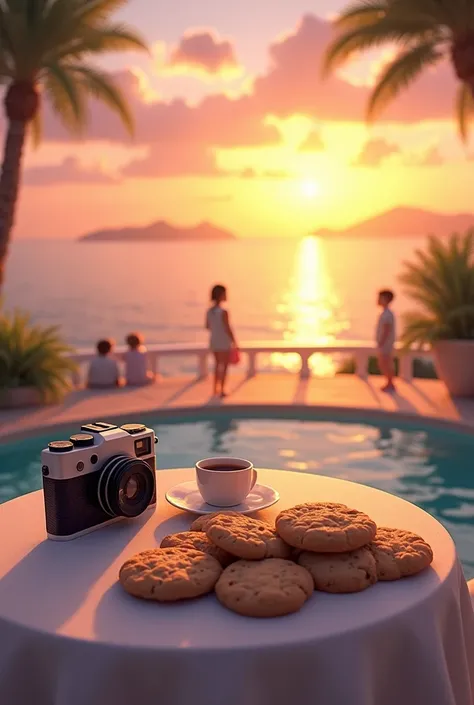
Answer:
top-left (2, 409), bottom-right (474, 577)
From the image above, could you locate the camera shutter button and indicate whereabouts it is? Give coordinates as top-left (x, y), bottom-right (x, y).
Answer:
top-left (48, 441), bottom-right (74, 453)
top-left (70, 433), bottom-right (95, 448)
top-left (121, 424), bottom-right (146, 435)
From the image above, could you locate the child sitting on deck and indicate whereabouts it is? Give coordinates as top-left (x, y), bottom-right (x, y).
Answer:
top-left (87, 339), bottom-right (120, 389)
top-left (124, 332), bottom-right (155, 386)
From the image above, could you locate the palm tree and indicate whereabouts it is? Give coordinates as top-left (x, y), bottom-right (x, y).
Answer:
top-left (0, 0), bottom-right (147, 290)
top-left (323, 0), bottom-right (474, 139)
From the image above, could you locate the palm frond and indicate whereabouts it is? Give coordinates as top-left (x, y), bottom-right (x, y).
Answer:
top-left (389, 0), bottom-right (464, 30)
top-left (29, 106), bottom-right (42, 148)
top-left (67, 63), bottom-right (134, 134)
top-left (322, 17), bottom-right (437, 76)
top-left (399, 230), bottom-right (474, 346)
top-left (400, 311), bottom-right (445, 349)
top-left (72, 23), bottom-right (148, 55)
top-left (43, 61), bottom-right (87, 134)
top-left (0, 307), bottom-right (77, 402)
top-left (367, 41), bottom-right (442, 121)
top-left (333, 0), bottom-right (388, 30)
top-left (456, 81), bottom-right (474, 143)
top-left (73, 0), bottom-right (129, 23)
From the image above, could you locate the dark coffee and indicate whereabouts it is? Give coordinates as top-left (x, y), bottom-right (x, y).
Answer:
top-left (206, 465), bottom-right (243, 472)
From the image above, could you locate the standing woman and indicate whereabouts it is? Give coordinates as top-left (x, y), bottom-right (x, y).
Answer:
top-left (206, 284), bottom-right (237, 397)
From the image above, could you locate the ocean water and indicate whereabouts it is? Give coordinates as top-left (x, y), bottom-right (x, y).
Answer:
top-left (4, 236), bottom-right (422, 375)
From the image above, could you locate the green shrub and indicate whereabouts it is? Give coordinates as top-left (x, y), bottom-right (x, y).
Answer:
top-left (337, 356), bottom-right (437, 379)
top-left (399, 230), bottom-right (474, 347)
top-left (0, 309), bottom-right (77, 402)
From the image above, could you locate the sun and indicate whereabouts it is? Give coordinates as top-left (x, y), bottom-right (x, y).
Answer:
top-left (300, 179), bottom-right (321, 199)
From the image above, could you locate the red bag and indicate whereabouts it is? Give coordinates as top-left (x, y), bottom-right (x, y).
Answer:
top-left (229, 347), bottom-right (240, 365)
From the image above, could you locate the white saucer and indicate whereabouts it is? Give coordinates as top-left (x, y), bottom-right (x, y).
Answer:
top-left (165, 481), bottom-right (280, 515)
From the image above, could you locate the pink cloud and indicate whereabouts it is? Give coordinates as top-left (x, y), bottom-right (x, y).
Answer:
top-left (251, 14), bottom-right (456, 123)
top-left (299, 130), bottom-right (324, 151)
top-left (168, 30), bottom-right (239, 75)
top-left (239, 167), bottom-right (257, 178)
top-left (40, 71), bottom-right (280, 148)
top-left (121, 144), bottom-right (221, 178)
top-left (38, 15), bottom-right (458, 153)
top-left (353, 138), bottom-right (400, 167)
top-left (262, 169), bottom-right (290, 178)
top-left (25, 13), bottom-right (459, 184)
top-left (404, 145), bottom-right (445, 167)
top-left (24, 157), bottom-right (118, 185)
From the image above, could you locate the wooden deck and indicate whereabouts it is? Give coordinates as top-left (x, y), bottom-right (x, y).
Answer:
top-left (1, 373), bottom-right (474, 441)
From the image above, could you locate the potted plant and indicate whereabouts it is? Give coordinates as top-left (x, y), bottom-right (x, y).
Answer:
top-left (0, 309), bottom-right (78, 407)
top-left (399, 230), bottom-right (474, 397)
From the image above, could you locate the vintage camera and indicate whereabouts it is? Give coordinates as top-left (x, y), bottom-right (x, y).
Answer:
top-left (41, 422), bottom-right (157, 540)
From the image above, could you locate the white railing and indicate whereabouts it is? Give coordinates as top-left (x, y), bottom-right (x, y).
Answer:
top-left (68, 341), bottom-right (433, 387)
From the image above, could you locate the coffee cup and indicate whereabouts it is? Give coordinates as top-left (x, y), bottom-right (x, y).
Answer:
top-left (195, 457), bottom-right (257, 507)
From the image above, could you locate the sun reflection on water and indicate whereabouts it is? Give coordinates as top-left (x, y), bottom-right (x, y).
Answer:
top-left (271, 236), bottom-right (349, 376)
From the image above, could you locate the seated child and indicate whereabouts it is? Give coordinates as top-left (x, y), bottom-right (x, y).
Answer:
top-left (124, 332), bottom-right (155, 386)
top-left (87, 339), bottom-right (120, 389)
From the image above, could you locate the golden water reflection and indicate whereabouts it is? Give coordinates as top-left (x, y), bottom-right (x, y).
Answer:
top-left (271, 236), bottom-right (349, 376)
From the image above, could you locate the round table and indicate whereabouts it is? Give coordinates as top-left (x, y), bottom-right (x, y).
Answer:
top-left (0, 468), bottom-right (473, 705)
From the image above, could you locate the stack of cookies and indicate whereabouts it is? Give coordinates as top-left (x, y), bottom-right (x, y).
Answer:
top-left (118, 503), bottom-right (433, 619)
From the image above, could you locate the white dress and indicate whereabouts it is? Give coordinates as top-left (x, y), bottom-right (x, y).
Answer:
top-left (207, 306), bottom-right (232, 352)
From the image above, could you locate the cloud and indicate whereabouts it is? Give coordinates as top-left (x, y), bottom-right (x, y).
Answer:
top-left (121, 144), bottom-right (221, 178)
top-left (404, 145), bottom-right (445, 167)
top-left (40, 70), bottom-right (280, 149)
top-left (353, 138), bottom-right (400, 167)
top-left (239, 167), bottom-right (258, 178)
top-left (24, 157), bottom-right (118, 186)
top-left (299, 130), bottom-right (324, 151)
top-left (262, 169), bottom-right (291, 178)
top-left (251, 14), bottom-right (455, 123)
top-left (31, 13), bottom-right (459, 184)
top-left (167, 30), bottom-right (240, 76)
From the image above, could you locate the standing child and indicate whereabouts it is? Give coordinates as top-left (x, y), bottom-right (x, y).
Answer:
top-left (206, 284), bottom-right (237, 397)
top-left (87, 339), bottom-right (120, 388)
top-left (376, 289), bottom-right (396, 393)
top-left (124, 332), bottom-right (155, 386)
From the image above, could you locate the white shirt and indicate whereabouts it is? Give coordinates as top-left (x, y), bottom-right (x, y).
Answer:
top-left (87, 356), bottom-right (119, 388)
top-left (376, 308), bottom-right (396, 350)
top-left (124, 347), bottom-right (150, 385)
top-left (206, 306), bottom-right (232, 351)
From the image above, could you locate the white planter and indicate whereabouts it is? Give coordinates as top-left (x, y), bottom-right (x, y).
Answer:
top-left (0, 387), bottom-right (44, 409)
top-left (433, 340), bottom-right (474, 397)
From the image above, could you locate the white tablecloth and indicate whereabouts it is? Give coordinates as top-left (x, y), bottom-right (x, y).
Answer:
top-left (0, 468), bottom-right (473, 705)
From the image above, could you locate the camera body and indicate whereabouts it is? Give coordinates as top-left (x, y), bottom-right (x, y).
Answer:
top-left (41, 422), bottom-right (157, 541)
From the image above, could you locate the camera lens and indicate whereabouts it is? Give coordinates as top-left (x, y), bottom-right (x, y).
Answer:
top-left (96, 455), bottom-right (154, 518)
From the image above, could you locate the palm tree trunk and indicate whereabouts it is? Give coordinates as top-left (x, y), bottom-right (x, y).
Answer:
top-left (0, 120), bottom-right (27, 291)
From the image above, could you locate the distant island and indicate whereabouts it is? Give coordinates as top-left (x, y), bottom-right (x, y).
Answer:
top-left (312, 207), bottom-right (474, 238)
top-left (79, 220), bottom-right (236, 242)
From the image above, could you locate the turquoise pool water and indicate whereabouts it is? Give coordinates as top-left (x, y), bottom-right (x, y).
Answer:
top-left (1, 410), bottom-right (474, 578)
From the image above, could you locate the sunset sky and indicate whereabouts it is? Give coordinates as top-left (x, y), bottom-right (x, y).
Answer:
top-left (14, 0), bottom-right (474, 238)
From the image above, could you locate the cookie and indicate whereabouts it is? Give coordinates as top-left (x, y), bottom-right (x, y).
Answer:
top-left (190, 511), bottom-right (240, 532)
top-left (298, 547), bottom-right (377, 593)
top-left (160, 531), bottom-right (234, 566)
top-left (119, 547), bottom-right (222, 601)
top-left (215, 558), bottom-right (314, 617)
top-left (206, 514), bottom-right (291, 560)
top-left (369, 527), bottom-right (433, 580)
top-left (276, 502), bottom-right (377, 553)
